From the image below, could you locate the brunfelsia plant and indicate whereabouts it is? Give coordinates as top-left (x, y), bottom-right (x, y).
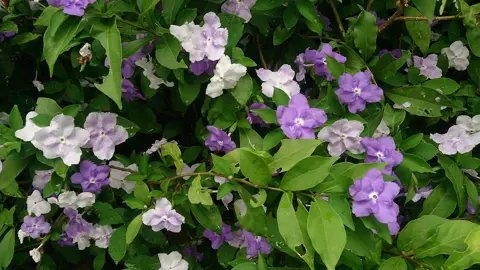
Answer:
top-left (0, 0), bottom-right (480, 269)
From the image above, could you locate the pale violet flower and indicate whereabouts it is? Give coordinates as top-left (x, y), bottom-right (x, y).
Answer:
top-left (318, 119), bottom-right (365, 156)
top-left (221, 0), bottom-right (256, 23)
top-left (214, 176), bottom-right (233, 208)
top-left (15, 111), bottom-right (42, 142)
top-left (29, 246), bottom-right (42, 263)
top-left (89, 225), bottom-right (114, 248)
top-left (256, 64), bottom-right (300, 98)
top-left (158, 251), bottom-right (189, 270)
top-left (373, 120), bottom-right (390, 138)
top-left (408, 54), bottom-right (442, 79)
top-left (135, 57), bottom-right (174, 89)
top-left (142, 198), bottom-right (185, 233)
top-left (393, 102), bottom-right (411, 109)
top-left (169, 22), bottom-right (203, 62)
top-left (205, 55), bottom-right (247, 98)
top-left (83, 112), bottom-right (128, 160)
top-left (33, 80), bottom-right (44, 92)
top-left (146, 138), bottom-right (168, 154)
top-left (214, 176), bottom-right (228, 185)
top-left (430, 125), bottom-right (476, 155)
top-left (441, 41), bottom-right (470, 71)
top-left (79, 43), bottom-right (93, 61)
top-left (33, 114), bottom-right (90, 166)
top-left (456, 115), bottom-right (480, 144)
top-left (412, 186), bottom-right (433, 202)
top-left (32, 169), bottom-right (54, 191)
top-left (108, 161), bottom-right (138, 194)
top-left (179, 163), bottom-right (201, 180)
top-left (47, 191), bottom-right (95, 209)
top-left (27, 190), bottom-right (51, 217)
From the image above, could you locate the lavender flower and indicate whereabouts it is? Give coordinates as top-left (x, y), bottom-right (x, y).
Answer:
top-left (408, 54), bottom-right (442, 79)
top-left (63, 0), bottom-right (96, 16)
top-left (205, 126), bottom-right (236, 153)
top-left (0, 31), bottom-right (15, 42)
top-left (256, 64), bottom-right (300, 97)
top-left (203, 223), bottom-right (233, 249)
top-left (57, 233), bottom-right (74, 247)
top-left (227, 227), bottom-right (248, 248)
top-left (64, 208), bottom-right (93, 250)
top-left (467, 197), bottom-right (480, 215)
top-left (142, 198), bottom-right (185, 233)
top-left (303, 44), bottom-right (347, 81)
top-left (20, 216), bottom-right (51, 239)
top-left (244, 231), bottom-right (272, 259)
top-left (32, 169), bottom-right (54, 191)
top-left (430, 125), bottom-right (476, 155)
top-left (412, 186), bottom-right (433, 202)
top-left (349, 168), bottom-right (400, 224)
top-left (373, 120), bottom-right (390, 138)
top-left (89, 224), bottom-right (114, 248)
top-left (361, 136), bottom-right (403, 175)
top-left (247, 103), bottom-right (269, 127)
top-left (379, 49), bottom-right (402, 59)
top-left (335, 71), bottom-right (384, 113)
top-left (105, 44), bottom-right (144, 78)
top-left (83, 112), bottom-right (128, 160)
top-left (221, 0), bottom-right (256, 23)
top-left (190, 59), bottom-right (217, 76)
top-left (183, 246), bottom-right (203, 262)
top-left (109, 161), bottom-right (138, 193)
top-left (317, 119), bottom-right (365, 156)
top-left (277, 94), bottom-right (327, 139)
top-left (71, 160), bottom-right (110, 193)
top-left (122, 79), bottom-right (145, 102)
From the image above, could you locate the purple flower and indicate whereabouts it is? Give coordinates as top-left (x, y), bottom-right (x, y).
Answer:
top-left (335, 71), bottom-right (384, 113)
top-left (183, 246), bottom-right (203, 262)
top-left (387, 221), bottom-right (400, 235)
top-left (57, 232), bottom-right (74, 247)
top-left (412, 186), bottom-right (432, 202)
top-left (20, 216), bottom-right (51, 239)
top-left (256, 64), bottom-right (300, 97)
top-left (83, 112), bottom-right (128, 160)
top-left (361, 136), bottom-right (403, 175)
top-left (247, 103), bottom-right (269, 127)
top-left (63, 0), bottom-right (96, 16)
top-left (294, 53), bottom-right (311, 81)
top-left (317, 119), bottom-right (365, 156)
top-left (203, 223), bottom-right (233, 249)
top-left (467, 196), bottom-right (480, 215)
top-left (304, 44), bottom-right (347, 81)
top-left (142, 198), bottom-right (185, 233)
top-left (105, 43), bottom-right (144, 78)
top-left (71, 160), bottom-right (110, 193)
top-left (317, 11), bottom-right (332, 31)
top-left (244, 231), bottom-right (272, 259)
top-left (370, 11), bottom-right (386, 27)
top-left (0, 31), bottom-right (15, 42)
top-left (121, 79), bottom-right (145, 102)
top-left (221, 0), bottom-right (256, 23)
top-left (64, 208), bottom-right (93, 250)
top-left (32, 169), bottom-right (54, 191)
top-left (189, 59), bottom-right (217, 76)
top-left (379, 49), bottom-right (402, 59)
top-left (47, 0), bottom-right (63, 7)
top-left (205, 126), bottom-right (236, 153)
top-left (349, 168), bottom-right (400, 224)
top-left (277, 94), bottom-right (327, 139)
top-left (408, 54), bottom-right (442, 79)
top-left (227, 227), bottom-right (248, 248)
top-left (193, 12), bottom-right (228, 62)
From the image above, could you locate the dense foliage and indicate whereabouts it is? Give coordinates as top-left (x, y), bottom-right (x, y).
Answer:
top-left (0, 0), bottom-right (480, 269)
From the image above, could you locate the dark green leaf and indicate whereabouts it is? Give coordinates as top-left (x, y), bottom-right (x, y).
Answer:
top-left (109, 226), bottom-right (127, 264)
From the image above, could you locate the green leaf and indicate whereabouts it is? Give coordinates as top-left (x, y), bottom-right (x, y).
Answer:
top-left (327, 83), bottom-right (346, 116)
top-left (190, 203), bottom-right (222, 232)
top-left (212, 154), bottom-right (233, 177)
top-left (253, 0), bottom-right (288, 10)
top-left (109, 226), bottom-right (127, 264)
top-left (8, 105), bottom-right (22, 131)
top-left (93, 203), bottom-right (124, 225)
top-left (307, 199), bottom-right (346, 270)
top-left (93, 18), bottom-right (123, 109)
top-left (11, 32), bottom-right (41, 45)
top-left (361, 216), bottom-right (392, 244)
top-left (421, 184), bottom-right (457, 217)
top-left (468, 58), bottom-right (480, 86)
top-left (93, 250), bottom-right (106, 270)
top-left (122, 36), bottom-right (154, 59)
top-left (232, 263), bottom-right (257, 270)
top-left (397, 215), bottom-right (448, 251)
top-left (231, 74), bottom-right (253, 106)
top-left (379, 257), bottom-right (407, 270)
top-left (353, 11), bottom-right (377, 60)
top-left (124, 197), bottom-right (147, 209)
top-left (422, 78), bottom-right (460, 95)
top-left (467, 27), bottom-right (480, 57)
top-left (179, 82), bottom-right (200, 106)
top-left (239, 128), bottom-right (263, 151)
top-left (0, 153), bottom-right (30, 190)
top-left (325, 55), bottom-right (345, 80)
top-left (268, 140), bottom-right (322, 173)
top-left (402, 153), bottom-right (435, 173)
top-left (176, 8), bottom-right (197, 25)
top-left (327, 194), bottom-right (355, 230)
top-left (295, 0), bottom-right (323, 35)
top-left (137, 0), bottom-right (160, 13)
top-left (345, 220), bottom-right (381, 264)
top-left (407, 142), bottom-right (438, 160)
top-left (43, 11), bottom-right (81, 76)
top-left (188, 176), bottom-right (213, 205)
top-left (35, 6), bottom-right (60, 27)
top-left (273, 88), bottom-right (290, 107)
top-left (126, 214), bottom-right (143, 245)
top-left (280, 156), bottom-right (338, 191)
top-left (437, 155), bottom-right (467, 214)
top-left (371, 50), bottom-right (412, 82)
top-left (263, 128), bottom-right (284, 151)
top-left (134, 181), bottom-right (150, 204)
top-left (162, 0), bottom-right (185, 24)
top-left (251, 108), bottom-right (278, 125)
top-left (273, 26), bottom-right (295, 46)
top-left (160, 142), bottom-right (184, 172)
top-left (0, 229), bottom-right (15, 268)
top-left (155, 34), bottom-right (188, 69)
top-left (413, 0), bottom-right (436, 20)
top-left (466, 178), bottom-right (479, 210)
top-left (35, 97), bottom-right (62, 117)
top-left (404, 7), bottom-right (431, 55)
top-left (218, 13), bottom-right (245, 47)
top-left (239, 149), bottom-right (271, 186)
top-left (444, 226), bottom-right (480, 270)
top-left (415, 220), bottom-right (478, 258)
top-left (340, 45), bottom-right (366, 74)
top-left (257, 253), bottom-right (267, 270)
top-left (400, 134), bottom-right (423, 151)
top-left (283, 4), bottom-right (299, 30)
top-left (385, 86), bottom-right (462, 117)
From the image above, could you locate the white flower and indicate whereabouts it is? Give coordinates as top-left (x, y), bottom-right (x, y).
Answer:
top-left (430, 125), bottom-right (476, 155)
top-left (32, 80), bottom-right (44, 92)
top-left (146, 138), bottom-right (177, 154)
top-left (74, 231), bottom-right (91, 250)
top-left (169, 22), bottom-right (203, 62)
top-left (463, 169), bottom-right (480, 180)
top-left (214, 176), bottom-right (228, 185)
top-left (221, 193), bottom-right (234, 209)
top-left (89, 225), bottom-right (114, 249)
top-left (108, 161), bottom-right (138, 194)
top-left (27, 190), bottom-right (51, 217)
top-left (206, 55), bottom-right (247, 98)
top-left (47, 191), bottom-right (94, 209)
top-left (393, 102), bottom-right (411, 109)
top-left (79, 43), bottom-right (93, 60)
top-left (135, 57), bottom-right (174, 89)
top-left (33, 114), bottom-right (90, 166)
top-left (18, 230), bottom-right (27, 244)
top-left (373, 119), bottom-right (390, 138)
top-left (256, 64), bottom-right (300, 98)
top-left (15, 111), bottom-right (42, 142)
top-left (75, 192), bottom-right (96, 208)
top-left (441, 41), bottom-right (470, 71)
top-left (457, 115), bottom-right (480, 145)
top-left (179, 163), bottom-right (201, 180)
top-left (158, 251), bottom-right (189, 270)
top-left (0, 112), bottom-right (9, 125)
top-left (29, 246), bottom-right (42, 263)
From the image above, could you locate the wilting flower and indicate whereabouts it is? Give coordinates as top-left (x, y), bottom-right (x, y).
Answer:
top-left (430, 125), bottom-right (476, 155)
top-left (361, 136), bottom-right (403, 175)
top-left (373, 120), bottom-right (390, 138)
top-left (33, 80), bottom-right (44, 92)
top-left (27, 190), bottom-right (51, 217)
top-left (441, 41), bottom-right (470, 71)
top-left (190, 59), bottom-right (217, 76)
top-left (89, 225), bottom-right (114, 249)
top-left (335, 71), bottom-right (384, 113)
top-left (349, 168), bottom-right (400, 224)
top-left (142, 198), bottom-right (185, 233)
top-left (183, 246), bottom-right (204, 262)
top-left (318, 119), bottom-right (365, 156)
top-left (244, 231), bottom-right (272, 259)
top-left (83, 112), bottom-right (128, 160)
top-left (79, 43), bottom-right (93, 61)
top-left (158, 251), bottom-right (189, 270)
top-left (206, 55), bottom-right (247, 98)
top-left (203, 223), bottom-right (233, 249)
top-left (317, 11), bottom-right (332, 31)
top-left (47, 191), bottom-right (95, 209)
top-left (408, 54), bottom-right (442, 79)
top-left (221, 0), bottom-right (256, 22)
top-left (32, 169), bottom-right (54, 191)
top-left (121, 79), bottom-right (145, 102)
top-left (302, 44), bottom-right (347, 81)
top-left (29, 246), bottom-right (42, 263)
top-left (276, 94), bottom-right (326, 139)
top-left (19, 216), bottom-right (51, 240)
top-left (71, 160), bottom-right (110, 193)
top-left (247, 103), bottom-right (269, 127)
top-left (135, 57), bottom-right (174, 89)
top-left (256, 64), bottom-right (300, 97)
top-left (64, 208), bottom-right (92, 250)
top-left (108, 161), bottom-right (138, 194)
top-left (205, 126), bottom-right (236, 153)
top-left (15, 111), bottom-right (42, 142)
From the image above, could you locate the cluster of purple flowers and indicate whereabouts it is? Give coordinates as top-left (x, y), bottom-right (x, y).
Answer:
top-left (295, 44), bottom-right (347, 81)
top-left (47, 0), bottom-right (95, 16)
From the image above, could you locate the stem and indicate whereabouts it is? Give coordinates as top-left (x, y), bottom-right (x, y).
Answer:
top-left (328, 0), bottom-right (345, 38)
top-left (297, 34), bottom-right (344, 44)
top-left (378, 7), bottom-right (405, 33)
top-left (386, 251), bottom-right (434, 270)
top-left (393, 15), bottom-right (465, 21)
top-left (366, 0), bottom-right (375, 11)
top-left (256, 35), bottom-right (268, 69)
top-left (110, 165), bottom-right (139, 174)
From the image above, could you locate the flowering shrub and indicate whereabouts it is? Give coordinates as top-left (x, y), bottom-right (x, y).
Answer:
top-left (1, 0), bottom-right (480, 269)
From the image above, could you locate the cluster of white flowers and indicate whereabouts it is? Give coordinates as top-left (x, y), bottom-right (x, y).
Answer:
top-left (430, 115), bottom-right (480, 155)
top-left (47, 191), bottom-right (95, 209)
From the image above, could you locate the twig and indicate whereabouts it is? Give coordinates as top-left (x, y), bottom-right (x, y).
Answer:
top-left (328, 0), bottom-right (345, 38)
top-left (366, 0), bottom-right (375, 11)
top-left (116, 17), bottom-right (159, 37)
top-left (297, 34), bottom-right (344, 44)
top-left (394, 15), bottom-right (465, 21)
top-left (110, 165), bottom-right (138, 174)
top-left (256, 35), bottom-right (268, 69)
top-left (378, 7), bottom-right (405, 33)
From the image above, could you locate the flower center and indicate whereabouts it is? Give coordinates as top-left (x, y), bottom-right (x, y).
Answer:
top-left (60, 137), bottom-right (66, 143)
top-left (100, 131), bottom-right (105, 136)
top-left (255, 236), bottom-right (262, 242)
top-left (340, 135), bottom-right (347, 140)
top-left (217, 141), bottom-right (224, 146)
top-left (353, 87), bottom-right (362, 95)
top-left (376, 152), bottom-right (384, 159)
top-left (89, 178), bottom-right (96, 184)
top-left (369, 192), bottom-right (379, 200)
top-left (295, 118), bottom-right (304, 126)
